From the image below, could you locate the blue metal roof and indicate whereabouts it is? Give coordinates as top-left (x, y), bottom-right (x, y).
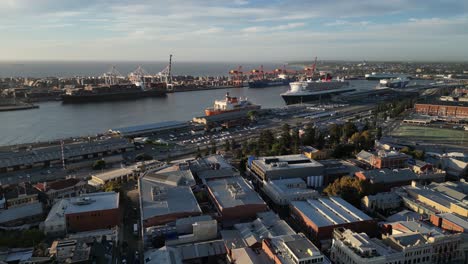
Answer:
top-left (111, 120), bottom-right (187, 134)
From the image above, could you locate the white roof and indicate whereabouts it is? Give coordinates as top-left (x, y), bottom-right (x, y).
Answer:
top-left (206, 177), bottom-right (266, 209)
top-left (46, 192), bottom-right (119, 223)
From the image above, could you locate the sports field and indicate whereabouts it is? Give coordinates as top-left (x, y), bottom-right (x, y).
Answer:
top-left (390, 125), bottom-right (468, 145)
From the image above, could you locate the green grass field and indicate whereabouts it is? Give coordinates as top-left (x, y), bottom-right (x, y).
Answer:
top-left (390, 125), bottom-right (468, 144)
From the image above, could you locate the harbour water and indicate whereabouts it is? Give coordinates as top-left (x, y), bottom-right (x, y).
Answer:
top-left (0, 80), bottom-right (382, 146)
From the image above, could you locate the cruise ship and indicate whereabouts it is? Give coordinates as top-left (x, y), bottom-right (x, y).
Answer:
top-left (205, 92), bottom-right (260, 116)
top-left (281, 74), bottom-right (355, 105)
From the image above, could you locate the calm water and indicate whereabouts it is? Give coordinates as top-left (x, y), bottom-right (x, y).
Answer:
top-left (0, 80), bottom-right (381, 146)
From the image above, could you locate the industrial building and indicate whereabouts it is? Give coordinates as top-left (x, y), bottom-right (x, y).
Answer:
top-left (44, 192), bottom-right (120, 236)
top-left (206, 177), bottom-right (267, 224)
top-left (0, 138), bottom-right (134, 173)
top-left (249, 154), bottom-right (324, 186)
top-left (108, 121), bottom-right (189, 137)
top-left (139, 165), bottom-right (201, 228)
top-left (290, 197), bottom-right (376, 242)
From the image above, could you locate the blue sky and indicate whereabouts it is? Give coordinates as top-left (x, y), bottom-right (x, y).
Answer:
top-left (0, 0), bottom-right (467, 61)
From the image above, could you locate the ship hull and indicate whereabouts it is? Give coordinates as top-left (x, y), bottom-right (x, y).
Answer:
top-left (61, 90), bottom-right (166, 103)
top-left (248, 80), bottom-right (290, 88)
top-left (281, 88), bottom-right (356, 105)
top-left (205, 105), bottom-right (260, 116)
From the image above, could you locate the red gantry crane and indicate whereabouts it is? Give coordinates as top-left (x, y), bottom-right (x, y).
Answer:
top-left (229, 66), bottom-right (244, 87)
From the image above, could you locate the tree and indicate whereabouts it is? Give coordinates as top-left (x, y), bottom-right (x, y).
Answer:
top-left (343, 122), bottom-right (358, 138)
top-left (230, 138), bottom-right (237, 149)
top-left (258, 129), bottom-right (275, 154)
top-left (328, 124), bottom-right (342, 145)
top-left (376, 126), bottom-right (383, 140)
top-left (291, 129), bottom-right (301, 154)
top-left (324, 176), bottom-right (371, 207)
top-left (302, 125), bottom-right (316, 146)
top-left (224, 139), bottom-right (231, 151)
top-left (279, 124), bottom-right (292, 149)
top-left (92, 159), bottom-right (106, 170)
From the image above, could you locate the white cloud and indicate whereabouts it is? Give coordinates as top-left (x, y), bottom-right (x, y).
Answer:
top-left (242, 22), bottom-right (305, 33)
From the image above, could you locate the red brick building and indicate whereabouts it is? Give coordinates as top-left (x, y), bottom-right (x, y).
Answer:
top-left (415, 103), bottom-right (468, 119)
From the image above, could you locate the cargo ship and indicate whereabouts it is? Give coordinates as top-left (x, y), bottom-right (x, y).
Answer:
top-left (248, 74), bottom-right (292, 88)
top-left (281, 74), bottom-right (354, 105)
top-left (248, 79), bottom-right (290, 88)
top-left (61, 83), bottom-right (167, 103)
top-left (204, 92), bottom-right (260, 116)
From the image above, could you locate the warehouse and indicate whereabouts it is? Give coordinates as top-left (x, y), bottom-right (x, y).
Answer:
top-left (108, 121), bottom-right (188, 137)
top-left (290, 196), bottom-right (377, 242)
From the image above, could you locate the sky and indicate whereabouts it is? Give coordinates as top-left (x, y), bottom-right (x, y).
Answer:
top-left (0, 0), bottom-right (467, 62)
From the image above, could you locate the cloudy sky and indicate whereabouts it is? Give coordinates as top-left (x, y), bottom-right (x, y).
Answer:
top-left (1, 0), bottom-right (467, 62)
